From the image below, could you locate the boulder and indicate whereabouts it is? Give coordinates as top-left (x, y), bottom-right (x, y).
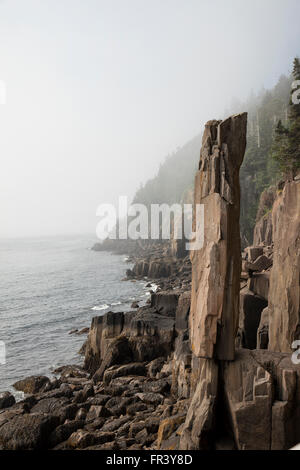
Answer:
top-left (245, 246), bottom-right (264, 263)
top-left (0, 392), bottom-right (15, 410)
top-left (0, 413), bottom-right (60, 450)
top-left (244, 255), bottom-right (272, 272)
top-left (48, 420), bottom-right (85, 448)
top-left (13, 376), bottom-right (50, 395)
top-left (102, 363), bottom-right (146, 385)
top-left (67, 430), bottom-right (114, 449)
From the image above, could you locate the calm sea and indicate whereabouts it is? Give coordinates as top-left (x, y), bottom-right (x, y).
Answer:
top-left (0, 235), bottom-right (153, 397)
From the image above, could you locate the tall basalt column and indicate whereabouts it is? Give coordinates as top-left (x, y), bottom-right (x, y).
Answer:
top-left (190, 113), bottom-right (247, 361)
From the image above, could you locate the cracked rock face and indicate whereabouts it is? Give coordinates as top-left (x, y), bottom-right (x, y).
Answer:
top-left (268, 180), bottom-right (300, 353)
top-left (190, 113), bottom-right (247, 360)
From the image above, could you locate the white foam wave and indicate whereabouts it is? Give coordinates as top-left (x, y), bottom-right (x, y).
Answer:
top-left (91, 304), bottom-right (109, 311)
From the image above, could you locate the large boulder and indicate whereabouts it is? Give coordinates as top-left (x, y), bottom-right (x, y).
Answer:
top-left (0, 392), bottom-right (15, 410)
top-left (13, 376), bottom-right (50, 395)
top-left (0, 413), bottom-right (60, 450)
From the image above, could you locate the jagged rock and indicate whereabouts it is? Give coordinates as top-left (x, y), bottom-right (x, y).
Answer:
top-left (86, 394), bottom-right (110, 406)
top-left (148, 259), bottom-right (172, 278)
top-left (223, 349), bottom-right (273, 450)
top-left (243, 254), bottom-right (272, 272)
top-left (92, 336), bottom-right (132, 382)
top-left (30, 397), bottom-right (71, 423)
top-left (146, 357), bottom-right (166, 378)
top-left (48, 420), bottom-right (85, 448)
top-left (103, 363), bottom-right (146, 385)
top-left (85, 308), bottom-right (175, 377)
top-left (84, 311), bottom-right (126, 373)
top-left (0, 413), bottom-right (60, 450)
top-left (171, 291), bottom-right (192, 398)
top-left (0, 392), bottom-right (15, 410)
top-left (13, 376), bottom-right (50, 394)
top-left (157, 414), bottom-right (186, 449)
top-left (171, 333), bottom-right (191, 399)
top-left (86, 405), bottom-right (111, 420)
top-left (245, 246), bottom-right (264, 263)
top-left (190, 114), bottom-right (247, 360)
top-left (222, 349), bottom-right (300, 450)
top-left (142, 378), bottom-right (170, 395)
top-left (238, 287), bottom-right (267, 349)
top-left (247, 272), bottom-right (269, 301)
top-left (253, 186), bottom-right (276, 246)
top-left (150, 291), bottom-right (179, 316)
top-left (257, 307), bottom-right (269, 349)
top-left (253, 214), bottom-right (273, 247)
top-left (136, 392), bottom-right (164, 406)
top-left (175, 291), bottom-right (191, 331)
top-left (179, 358), bottom-right (218, 450)
top-left (101, 416), bottom-right (130, 433)
top-left (132, 260), bottom-right (149, 277)
top-left (67, 430), bottom-right (114, 449)
top-left (268, 180), bottom-right (300, 352)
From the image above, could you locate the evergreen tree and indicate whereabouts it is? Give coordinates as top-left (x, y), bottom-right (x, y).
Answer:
top-left (271, 58), bottom-right (300, 177)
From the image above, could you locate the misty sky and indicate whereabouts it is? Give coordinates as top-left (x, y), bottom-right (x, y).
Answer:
top-left (0, 0), bottom-right (299, 238)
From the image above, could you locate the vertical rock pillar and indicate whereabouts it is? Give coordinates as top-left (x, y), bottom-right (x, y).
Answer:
top-left (268, 179), bottom-right (300, 352)
top-left (190, 113), bottom-right (247, 361)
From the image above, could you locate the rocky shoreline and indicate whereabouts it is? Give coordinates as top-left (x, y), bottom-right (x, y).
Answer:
top-left (0, 113), bottom-right (299, 451)
top-left (0, 244), bottom-right (192, 450)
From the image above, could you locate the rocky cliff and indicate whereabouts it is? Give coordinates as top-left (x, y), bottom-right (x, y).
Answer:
top-left (0, 115), bottom-right (299, 451)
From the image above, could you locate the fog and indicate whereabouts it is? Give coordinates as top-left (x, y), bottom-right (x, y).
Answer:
top-left (0, 0), bottom-right (299, 238)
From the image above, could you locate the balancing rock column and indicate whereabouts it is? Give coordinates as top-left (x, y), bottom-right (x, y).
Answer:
top-left (190, 113), bottom-right (247, 361)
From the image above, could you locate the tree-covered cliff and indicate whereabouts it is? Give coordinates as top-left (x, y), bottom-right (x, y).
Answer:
top-left (132, 63), bottom-right (296, 245)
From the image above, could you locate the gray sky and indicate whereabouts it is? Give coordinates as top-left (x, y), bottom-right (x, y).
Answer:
top-left (0, 0), bottom-right (299, 238)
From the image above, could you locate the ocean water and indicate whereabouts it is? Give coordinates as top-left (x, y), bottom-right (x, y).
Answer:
top-left (0, 235), bottom-right (154, 397)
